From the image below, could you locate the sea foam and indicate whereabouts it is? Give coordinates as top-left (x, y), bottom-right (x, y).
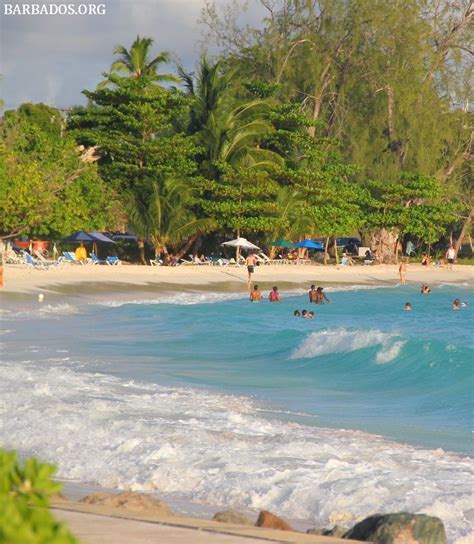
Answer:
top-left (0, 358), bottom-right (472, 543)
top-left (291, 329), bottom-right (405, 364)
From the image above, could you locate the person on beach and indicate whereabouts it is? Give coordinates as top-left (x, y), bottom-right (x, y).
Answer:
top-left (312, 286), bottom-right (332, 304)
top-left (446, 245), bottom-right (456, 269)
top-left (399, 258), bottom-right (408, 285)
top-left (294, 310), bottom-right (301, 317)
top-left (308, 285), bottom-right (317, 303)
top-left (75, 242), bottom-right (87, 261)
top-left (250, 285), bottom-right (262, 302)
top-left (405, 302), bottom-right (412, 311)
top-left (269, 286), bottom-right (280, 302)
top-left (421, 284), bottom-right (431, 294)
top-left (246, 253), bottom-right (257, 284)
top-left (421, 254), bottom-right (431, 266)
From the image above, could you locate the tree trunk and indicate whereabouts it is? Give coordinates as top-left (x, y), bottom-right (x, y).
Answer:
top-left (334, 238), bottom-right (339, 264)
top-left (176, 233), bottom-right (199, 260)
top-left (371, 228), bottom-right (399, 264)
top-left (454, 209), bottom-right (473, 257)
top-left (137, 239), bottom-right (146, 265)
top-left (324, 236), bottom-right (329, 265)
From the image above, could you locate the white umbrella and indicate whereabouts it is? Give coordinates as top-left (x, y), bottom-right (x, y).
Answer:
top-left (221, 237), bottom-right (260, 250)
top-left (221, 237), bottom-right (260, 262)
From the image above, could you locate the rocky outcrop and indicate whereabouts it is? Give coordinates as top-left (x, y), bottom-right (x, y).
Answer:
top-left (344, 512), bottom-right (447, 543)
top-left (80, 491), bottom-right (173, 517)
top-left (307, 525), bottom-right (349, 537)
top-left (212, 510), bottom-right (253, 525)
top-left (255, 510), bottom-right (294, 531)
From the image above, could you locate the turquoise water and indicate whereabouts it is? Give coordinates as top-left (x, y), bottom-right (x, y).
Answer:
top-left (1, 283), bottom-right (473, 541)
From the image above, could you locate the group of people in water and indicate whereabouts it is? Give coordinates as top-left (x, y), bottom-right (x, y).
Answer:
top-left (250, 281), bottom-right (467, 314)
top-left (403, 283), bottom-right (468, 311)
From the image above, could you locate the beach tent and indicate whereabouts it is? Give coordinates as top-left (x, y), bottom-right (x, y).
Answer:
top-left (296, 239), bottom-right (325, 250)
top-left (268, 239), bottom-right (297, 248)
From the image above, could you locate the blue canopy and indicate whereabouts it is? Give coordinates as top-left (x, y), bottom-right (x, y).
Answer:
top-left (296, 239), bottom-right (325, 250)
top-left (62, 231), bottom-right (115, 244)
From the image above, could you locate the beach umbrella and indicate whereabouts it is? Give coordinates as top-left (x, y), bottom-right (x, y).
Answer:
top-left (62, 231), bottom-right (115, 257)
top-left (221, 237), bottom-right (260, 261)
top-left (221, 237), bottom-right (260, 250)
top-left (296, 239), bottom-right (325, 250)
top-left (268, 239), bottom-right (297, 248)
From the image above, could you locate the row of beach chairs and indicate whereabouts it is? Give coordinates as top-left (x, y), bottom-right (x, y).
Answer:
top-left (6, 250), bottom-right (122, 269)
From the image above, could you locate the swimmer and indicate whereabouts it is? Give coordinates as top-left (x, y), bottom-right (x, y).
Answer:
top-left (452, 299), bottom-right (460, 310)
top-left (269, 286), bottom-right (280, 302)
top-left (294, 310), bottom-right (301, 317)
top-left (309, 311), bottom-right (315, 318)
top-left (421, 284), bottom-right (431, 294)
top-left (404, 302), bottom-right (412, 311)
top-left (312, 286), bottom-right (332, 304)
top-left (249, 284), bottom-right (262, 302)
top-left (302, 309), bottom-right (308, 317)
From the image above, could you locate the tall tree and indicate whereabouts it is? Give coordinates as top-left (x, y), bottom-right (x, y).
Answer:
top-left (99, 35), bottom-right (179, 87)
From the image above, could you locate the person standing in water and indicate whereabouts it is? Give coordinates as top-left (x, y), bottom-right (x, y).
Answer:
top-left (399, 258), bottom-right (408, 285)
top-left (313, 286), bottom-right (332, 304)
top-left (308, 285), bottom-right (317, 303)
top-left (246, 252), bottom-right (257, 286)
top-left (249, 285), bottom-right (262, 302)
top-left (269, 286), bottom-right (280, 302)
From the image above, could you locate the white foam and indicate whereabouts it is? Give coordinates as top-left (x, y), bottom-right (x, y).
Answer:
top-left (0, 359), bottom-right (472, 543)
top-left (291, 329), bottom-right (405, 364)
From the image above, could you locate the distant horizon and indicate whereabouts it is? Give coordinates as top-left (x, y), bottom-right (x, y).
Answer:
top-left (0, 0), bottom-right (265, 110)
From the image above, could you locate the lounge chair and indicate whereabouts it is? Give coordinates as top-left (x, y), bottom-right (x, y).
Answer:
top-left (106, 256), bottom-right (122, 266)
top-left (62, 251), bottom-right (87, 265)
top-left (150, 258), bottom-right (164, 266)
top-left (33, 249), bottom-right (65, 267)
top-left (23, 252), bottom-right (54, 270)
top-left (89, 252), bottom-right (107, 265)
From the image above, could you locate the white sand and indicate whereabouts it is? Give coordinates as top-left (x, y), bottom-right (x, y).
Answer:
top-left (1, 262), bottom-right (472, 296)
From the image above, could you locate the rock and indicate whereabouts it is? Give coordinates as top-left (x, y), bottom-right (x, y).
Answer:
top-left (80, 491), bottom-right (173, 517)
top-left (255, 510), bottom-right (294, 531)
top-left (307, 525), bottom-right (349, 537)
top-left (344, 512), bottom-right (447, 543)
top-left (212, 511), bottom-right (253, 525)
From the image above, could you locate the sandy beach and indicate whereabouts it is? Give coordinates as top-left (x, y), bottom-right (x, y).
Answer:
top-left (1, 262), bottom-right (473, 297)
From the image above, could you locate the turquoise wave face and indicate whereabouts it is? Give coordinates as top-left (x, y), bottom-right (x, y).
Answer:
top-left (2, 285), bottom-right (472, 453)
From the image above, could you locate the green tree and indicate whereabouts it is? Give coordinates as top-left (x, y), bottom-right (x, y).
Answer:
top-left (99, 35), bottom-right (179, 87)
top-left (0, 449), bottom-right (77, 544)
top-left (0, 115), bottom-right (117, 239)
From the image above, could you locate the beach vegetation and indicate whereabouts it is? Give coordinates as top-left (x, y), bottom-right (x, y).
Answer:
top-left (0, 449), bottom-right (77, 543)
top-left (0, 113), bottom-right (118, 240)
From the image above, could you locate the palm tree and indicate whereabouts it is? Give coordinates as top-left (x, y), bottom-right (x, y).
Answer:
top-left (181, 58), bottom-right (283, 172)
top-left (128, 179), bottom-right (214, 260)
top-left (100, 36), bottom-right (179, 88)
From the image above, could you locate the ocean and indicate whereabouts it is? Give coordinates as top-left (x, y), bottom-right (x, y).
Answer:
top-left (1, 283), bottom-right (473, 542)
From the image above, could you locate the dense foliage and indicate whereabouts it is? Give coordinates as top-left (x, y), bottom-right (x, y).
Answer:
top-left (0, 2), bottom-right (472, 260)
top-left (0, 449), bottom-right (77, 544)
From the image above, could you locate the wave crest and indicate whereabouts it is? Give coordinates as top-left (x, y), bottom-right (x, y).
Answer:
top-left (291, 329), bottom-right (405, 364)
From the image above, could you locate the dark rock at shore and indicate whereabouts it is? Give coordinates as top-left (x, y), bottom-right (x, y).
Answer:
top-left (80, 491), bottom-right (174, 517)
top-left (307, 525), bottom-right (349, 537)
top-left (344, 512), bottom-right (447, 543)
top-left (255, 510), bottom-right (294, 531)
top-left (212, 510), bottom-right (253, 525)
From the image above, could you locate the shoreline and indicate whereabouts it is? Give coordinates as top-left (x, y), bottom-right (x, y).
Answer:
top-left (1, 263), bottom-right (473, 299)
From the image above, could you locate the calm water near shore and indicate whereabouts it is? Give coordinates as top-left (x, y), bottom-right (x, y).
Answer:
top-left (1, 283), bottom-right (473, 542)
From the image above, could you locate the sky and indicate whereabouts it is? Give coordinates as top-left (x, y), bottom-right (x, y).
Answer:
top-left (0, 0), bottom-right (265, 110)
